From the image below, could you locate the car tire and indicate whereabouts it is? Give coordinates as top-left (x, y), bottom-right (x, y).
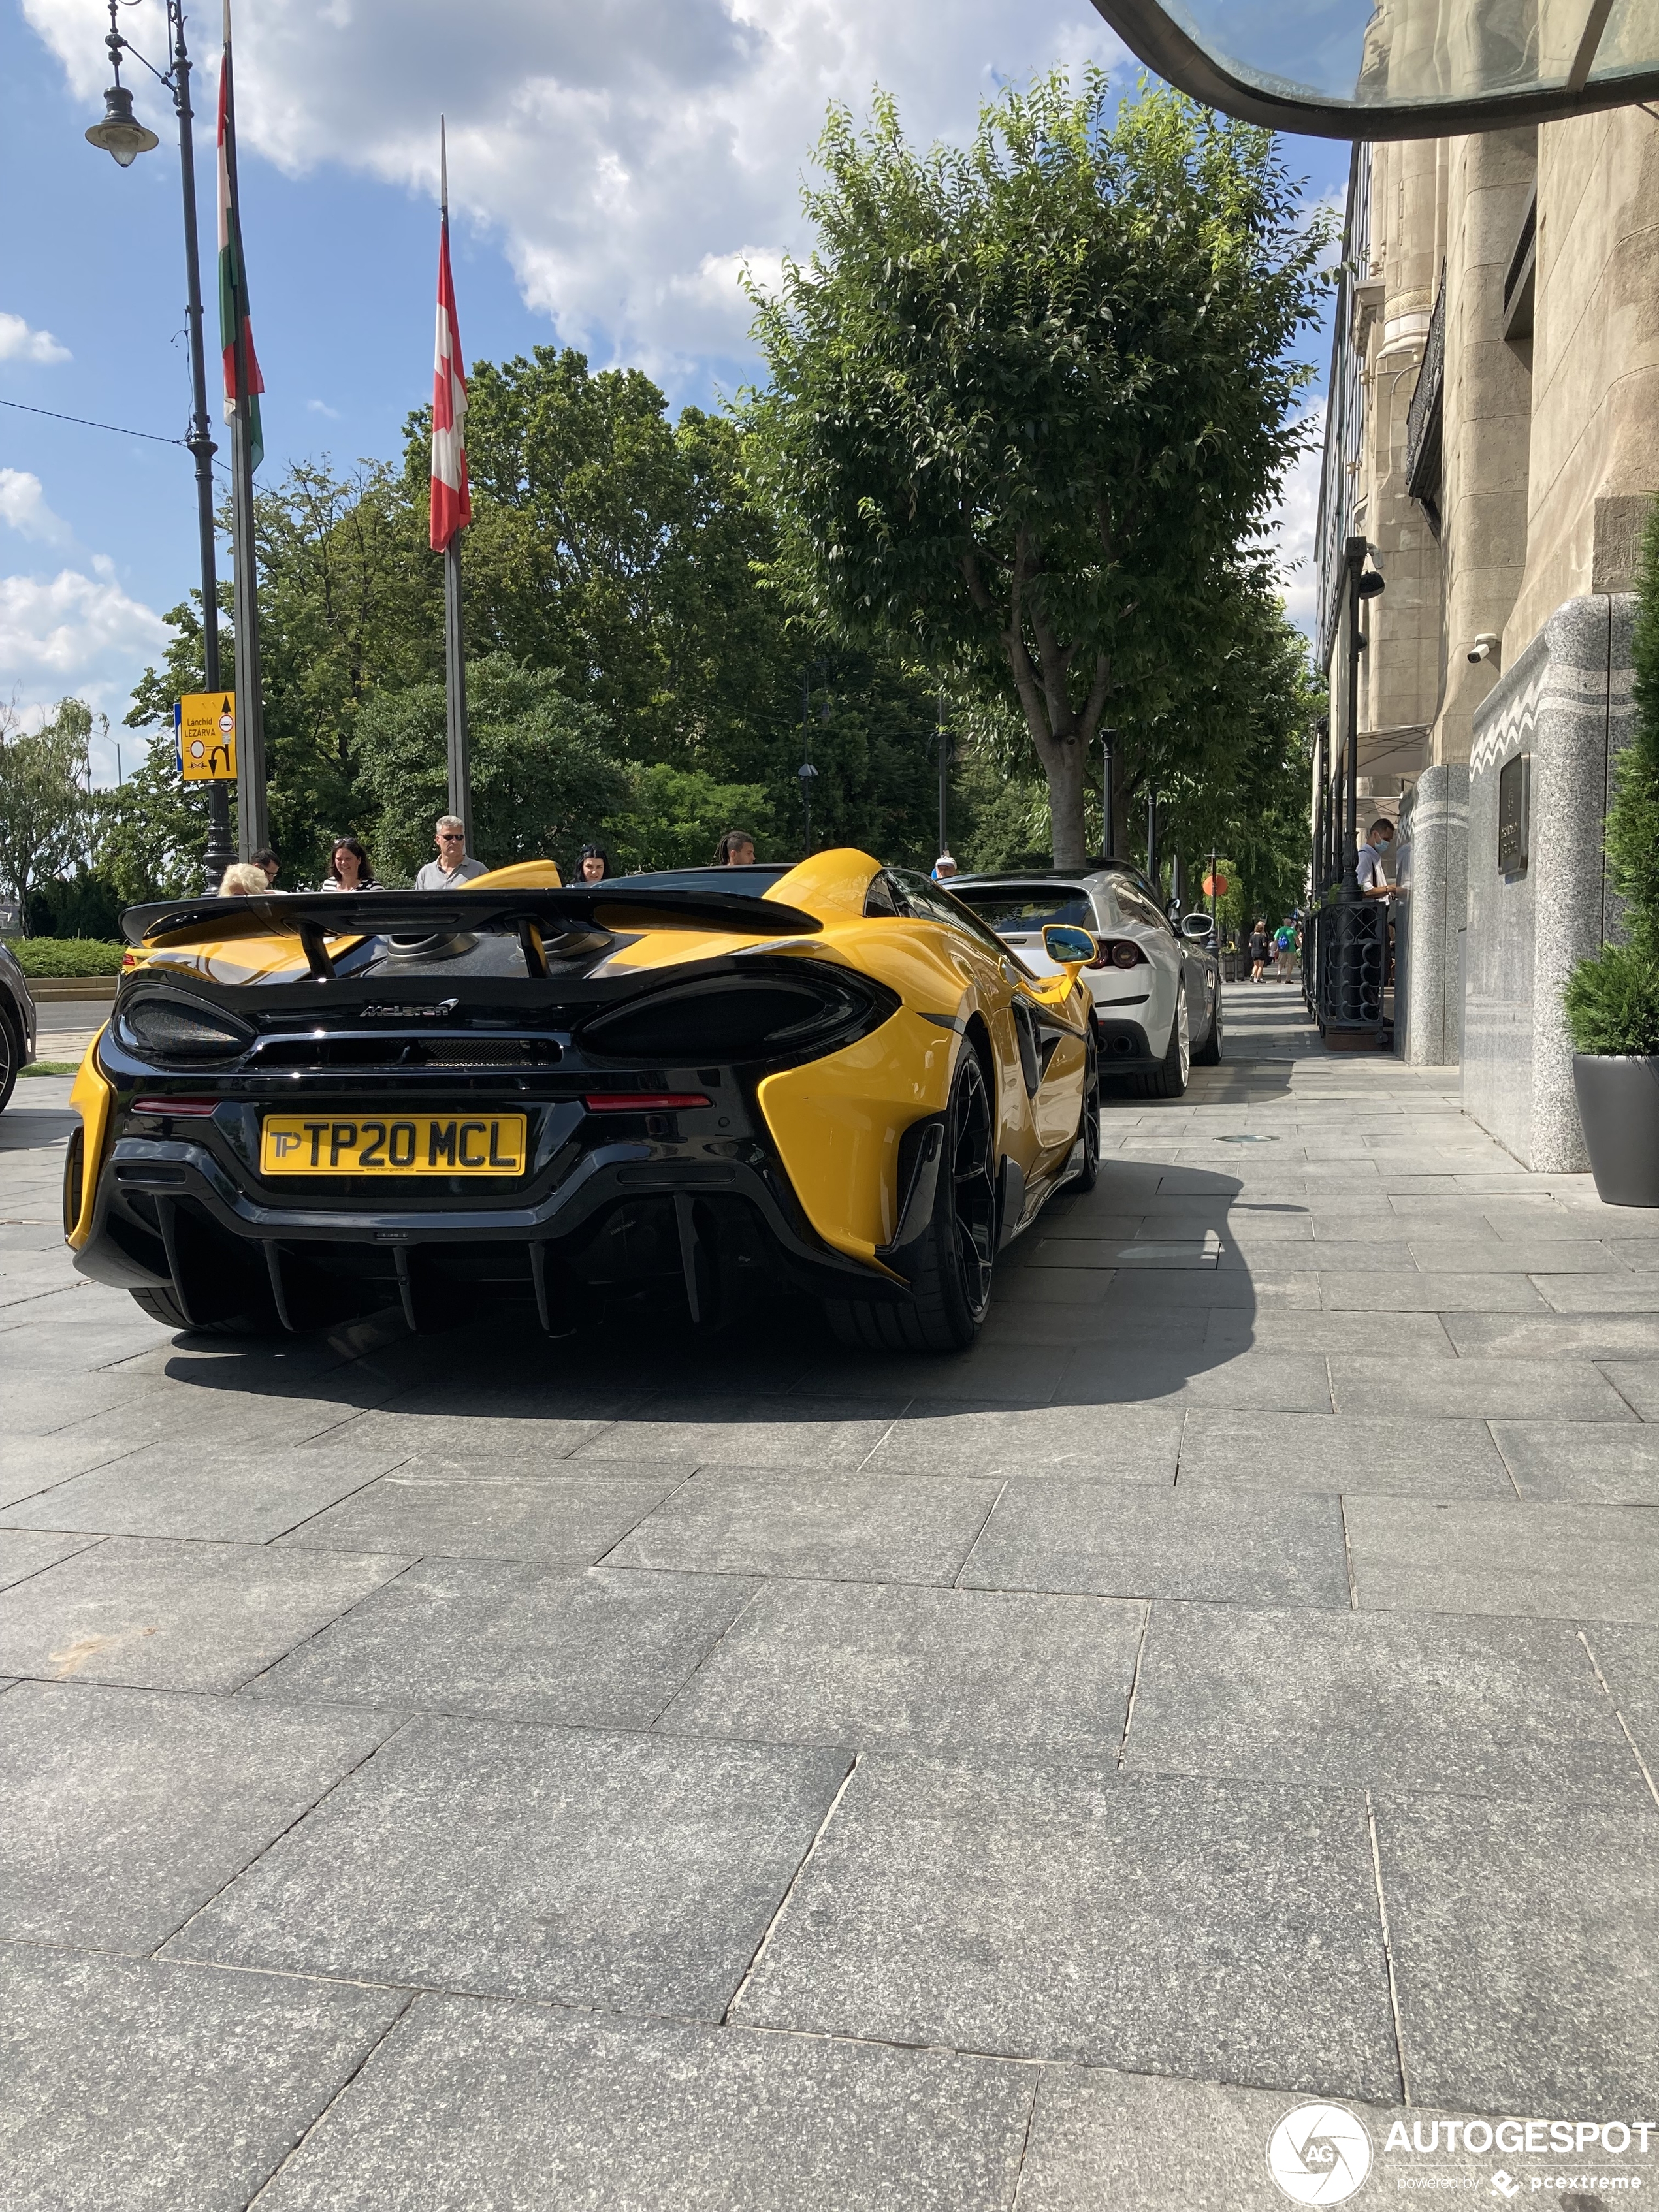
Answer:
top-left (1136, 992), bottom-right (1189, 1100)
top-left (1068, 1025), bottom-right (1101, 1191)
top-left (127, 1285), bottom-right (270, 1336)
top-left (0, 1007), bottom-right (18, 1114)
top-left (825, 1046), bottom-right (997, 1353)
top-left (1191, 984), bottom-right (1223, 1066)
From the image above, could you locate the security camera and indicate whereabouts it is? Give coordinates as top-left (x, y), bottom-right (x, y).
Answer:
top-left (1468, 634), bottom-right (1500, 664)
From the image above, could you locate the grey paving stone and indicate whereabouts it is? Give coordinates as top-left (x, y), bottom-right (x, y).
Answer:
top-left (605, 1468), bottom-right (1000, 1585)
top-left (166, 1714), bottom-right (850, 2019)
top-left (737, 1752), bottom-right (1399, 2098)
top-left (959, 1481), bottom-right (1350, 1608)
top-left (0, 1944), bottom-right (408, 2212)
top-left (1531, 1274), bottom-right (1659, 1311)
top-left (0, 1529), bottom-right (100, 1589)
top-left (1600, 1360), bottom-right (1659, 1419)
top-left (1330, 1354), bottom-right (1636, 1421)
top-left (658, 1580), bottom-right (1144, 1752)
top-left (1376, 1793), bottom-right (1659, 2113)
top-left (0, 1369), bottom-right (155, 1450)
top-left (1028, 1238), bottom-right (1219, 1271)
top-left (0, 1438), bottom-right (408, 1545)
top-left (793, 1348), bottom-right (1050, 1404)
top-left (1176, 1409), bottom-right (1511, 1499)
top-left (1490, 1421), bottom-right (1659, 1504)
top-left (978, 1300), bottom-right (1208, 1351)
top-left (331, 1403), bottom-right (617, 1466)
top-left (1441, 1313), bottom-right (1659, 1360)
top-left (1407, 1238), bottom-right (1632, 1275)
top-left (1585, 1624), bottom-right (1659, 1772)
top-left (280, 1466), bottom-right (684, 1562)
top-left (1121, 1603), bottom-right (1647, 1805)
top-left (1063, 1348), bottom-right (1334, 1413)
top-left (866, 1399), bottom-right (1182, 1483)
top-left (1202, 1309), bottom-right (1455, 1358)
top-left (570, 1397), bottom-right (902, 1469)
top-left (1, 1680), bottom-right (397, 1952)
top-left (1318, 1272), bottom-right (1551, 1313)
top-left (1251, 1237), bottom-right (1418, 1272)
top-left (251, 1560), bottom-right (754, 1728)
top-left (1345, 1498), bottom-right (1659, 1623)
top-left (0, 1536), bottom-right (411, 1692)
top-left (253, 1997), bottom-right (1033, 2212)
top-left (996, 1266), bottom-right (1118, 1306)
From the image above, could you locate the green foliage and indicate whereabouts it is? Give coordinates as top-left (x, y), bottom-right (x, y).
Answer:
top-left (0, 700), bottom-right (94, 931)
top-left (615, 765), bottom-right (775, 871)
top-left (353, 656), bottom-right (629, 882)
top-left (93, 728), bottom-right (209, 904)
top-left (23, 871), bottom-right (124, 942)
top-left (745, 72), bottom-right (1330, 863)
top-left (1565, 504), bottom-right (1659, 1055)
top-left (6, 937), bottom-right (127, 976)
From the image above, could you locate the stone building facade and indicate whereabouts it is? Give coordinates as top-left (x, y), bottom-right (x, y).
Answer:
top-left (1315, 106), bottom-right (1657, 1166)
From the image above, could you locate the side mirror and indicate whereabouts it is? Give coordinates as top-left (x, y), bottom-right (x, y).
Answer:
top-left (1180, 914), bottom-right (1216, 940)
top-left (1042, 923), bottom-right (1097, 967)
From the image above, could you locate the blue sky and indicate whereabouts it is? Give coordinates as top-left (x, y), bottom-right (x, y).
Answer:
top-left (2, 0), bottom-right (1347, 784)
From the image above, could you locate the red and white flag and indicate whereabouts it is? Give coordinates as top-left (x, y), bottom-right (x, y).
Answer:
top-left (430, 147), bottom-right (470, 552)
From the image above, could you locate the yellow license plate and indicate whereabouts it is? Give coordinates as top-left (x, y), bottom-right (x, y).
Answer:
top-left (260, 1113), bottom-right (528, 1177)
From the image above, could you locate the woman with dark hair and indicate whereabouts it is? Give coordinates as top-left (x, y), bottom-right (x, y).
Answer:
top-left (577, 845), bottom-right (611, 883)
top-left (322, 836), bottom-right (377, 891)
top-left (713, 829), bottom-right (756, 867)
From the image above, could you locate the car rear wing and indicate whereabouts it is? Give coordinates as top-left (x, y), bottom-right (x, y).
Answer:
top-left (121, 887), bottom-right (824, 981)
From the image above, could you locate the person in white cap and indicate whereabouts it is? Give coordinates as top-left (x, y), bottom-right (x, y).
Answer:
top-left (932, 852), bottom-right (958, 882)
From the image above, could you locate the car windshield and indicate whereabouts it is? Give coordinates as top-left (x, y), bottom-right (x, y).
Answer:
top-left (952, 886), bottom-right (1094, 933)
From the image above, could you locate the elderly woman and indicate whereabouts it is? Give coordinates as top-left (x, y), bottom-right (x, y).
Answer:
top-left (217, 862), bottom-right (270, 896)
top-left (321, 837), bottom-right (377, 891)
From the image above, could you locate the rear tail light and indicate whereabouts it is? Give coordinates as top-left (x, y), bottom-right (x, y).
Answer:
top-left (132, 1097), bottom-right (220, 1117)
top-left (584, 1093), bottom-right (711, 1113)
top-left (1087, 940), bottom-right (1148, 970)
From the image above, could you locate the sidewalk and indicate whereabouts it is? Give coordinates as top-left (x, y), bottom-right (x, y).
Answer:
top-left (1, 982), bottom-right (1654, 2208)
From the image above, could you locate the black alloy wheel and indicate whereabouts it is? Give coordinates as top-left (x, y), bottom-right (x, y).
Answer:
top-left (0, 1008), bottom-right (17, 1114)
top-left (1069, 1024), bottom-right (1101, 1189)
top-left (1192, 976), bottom-right (1224, 1065)
top-left (825, 1044), bottom-right (999, 1353)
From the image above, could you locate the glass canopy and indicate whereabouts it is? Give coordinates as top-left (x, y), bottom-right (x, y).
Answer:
top-left (1089, 0), bottom-right (1659, 136)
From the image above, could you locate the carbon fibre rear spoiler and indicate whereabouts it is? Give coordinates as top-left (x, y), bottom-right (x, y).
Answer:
top-left (123, 886), bottom-right (824, 972)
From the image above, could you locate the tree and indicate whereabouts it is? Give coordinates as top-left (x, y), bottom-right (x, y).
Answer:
top-left (0, 700), bottom-right (93, 933)
top-left (93, 730), bottom-right (210, 905)
top-left (747, 73), bottom-right (1330, 866)
top-left (354, 655), bottom-right (630, 882)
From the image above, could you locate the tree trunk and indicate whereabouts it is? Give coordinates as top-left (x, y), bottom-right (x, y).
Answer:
top-left (1037, 738), bottom-right (1090, 870)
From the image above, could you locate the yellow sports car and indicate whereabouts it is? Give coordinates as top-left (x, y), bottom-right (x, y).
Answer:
top-left (63, 850), bottom-right (1100, 1352)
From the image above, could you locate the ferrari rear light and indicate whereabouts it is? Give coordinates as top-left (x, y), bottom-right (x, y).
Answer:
top-left (584, 1093), bottom-right (711, 1113)
top-left (132, 1097), bottom-right (220, 1116)
top-left (1086, 940), bottom-right (1148, 970)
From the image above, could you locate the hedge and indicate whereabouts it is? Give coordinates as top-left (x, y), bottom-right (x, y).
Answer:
top-left (3, 938), bottom-right (128, 977)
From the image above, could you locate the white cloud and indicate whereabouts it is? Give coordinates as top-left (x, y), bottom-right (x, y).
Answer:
top-left (0, 470), bottom-right (74, 547)
top-left (307, 398), bottom-right (342, 418)
top-left (23, 0), bottom-right (1124, 377)
top-left (0, 558), bottom-right (169, 772)
top-left (1270, 406), bottom-right (1325, 639)
top-left (0, 310), bottom-right (71, 365)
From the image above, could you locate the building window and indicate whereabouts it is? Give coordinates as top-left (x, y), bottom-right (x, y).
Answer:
top-left (1405, 270), bottom-right (1446, 539)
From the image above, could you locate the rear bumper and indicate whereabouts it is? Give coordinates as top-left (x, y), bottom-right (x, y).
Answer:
top-left (1093, 1016), bottom-right (1158, 1072)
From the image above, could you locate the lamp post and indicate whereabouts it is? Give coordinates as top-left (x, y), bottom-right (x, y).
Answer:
top-left (86, 0), bottom-right (235, 890)
top-left (1101, 727), bottom-right (1116, 861)
top-left (799, 660), bottom-right (829, 857)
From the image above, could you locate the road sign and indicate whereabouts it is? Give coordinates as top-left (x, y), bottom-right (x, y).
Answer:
top-left (176, 693), bottom-right (237, 781)
top-left (1202, 871), bottom-right (1229, 897)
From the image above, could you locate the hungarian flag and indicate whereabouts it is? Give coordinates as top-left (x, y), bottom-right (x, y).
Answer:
top-left (430, 193), bottom-right (470, 551)
top-left (217, 1), bottom-right (263, 471)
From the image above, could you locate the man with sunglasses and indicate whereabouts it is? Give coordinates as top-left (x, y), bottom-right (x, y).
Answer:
top-left (414, 815), bottom-right (486, 890)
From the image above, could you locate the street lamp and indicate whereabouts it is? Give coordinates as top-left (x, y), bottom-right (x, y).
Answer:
top-left (800, 660), bottom-right (830, 857)
top-left (86, 0), bottom-right (235, 890)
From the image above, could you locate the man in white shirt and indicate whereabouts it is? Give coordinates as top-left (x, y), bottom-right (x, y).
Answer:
top-left (1355, 818), bottom-right (1396, 898)
top-left (414, 816), bottom-right (487, 890)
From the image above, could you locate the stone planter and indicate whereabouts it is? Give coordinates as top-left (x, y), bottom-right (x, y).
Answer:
top-left (1572, 1053), bottom-right (1659, 1207)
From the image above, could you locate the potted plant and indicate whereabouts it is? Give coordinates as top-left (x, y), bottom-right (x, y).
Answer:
top-left (1564, 509), bottom-right (1659, 1206)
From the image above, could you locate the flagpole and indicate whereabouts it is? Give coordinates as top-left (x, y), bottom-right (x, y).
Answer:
top-left (221, 0), bottom-right (266, 858)
top-left (439, 119), bottom-right (471, 850)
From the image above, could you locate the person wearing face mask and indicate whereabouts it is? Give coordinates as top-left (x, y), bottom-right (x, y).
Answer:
top-left (1355, 818), bottom-right (1396, 898)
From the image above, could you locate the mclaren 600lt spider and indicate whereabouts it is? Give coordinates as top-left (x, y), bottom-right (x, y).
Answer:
top-left (63, 850), bottom-right (1101, 1352)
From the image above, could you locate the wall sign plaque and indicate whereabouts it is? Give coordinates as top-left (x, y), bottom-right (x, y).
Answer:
top-left (1498, 752), bottom-right (1529, 874)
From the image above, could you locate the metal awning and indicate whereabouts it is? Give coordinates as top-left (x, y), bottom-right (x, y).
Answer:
top-left (1089, 0), bottom-right (1657, 136)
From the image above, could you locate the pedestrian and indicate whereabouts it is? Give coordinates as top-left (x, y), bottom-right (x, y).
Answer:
top-left (251, 846), bottom-right (280, 888)
top-left (1249, 919), bottom-right (1269, 982)
top-left (415, 816), bottom-right (487, 890)
top-left (217, 861), bottom-right (269, 897)
top-left (932, 852), bottom-right (958, 882)
top-left (1274, 918), bottom-right (1295, 981)
top-left (321, 836), bottom-right (377, 891)
top-left (577, 844), bottom-right (611, 884)
top-left (713, 830), bottom-right (756, 867)
top-left (1355, 818), bottom-right (1396, 898)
